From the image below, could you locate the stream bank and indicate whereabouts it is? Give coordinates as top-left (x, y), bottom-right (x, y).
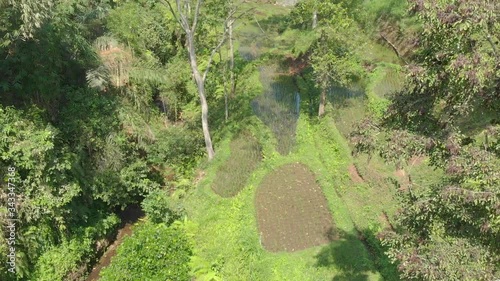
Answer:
top-left (85, 205), bottom-right (144, 281)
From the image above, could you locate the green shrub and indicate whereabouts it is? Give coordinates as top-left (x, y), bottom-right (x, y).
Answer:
top-left (141, 190), bottom-right (179, 224)
top-left (365, 64), bottom-right (403, 119)
top-left (33, 238), bottom-right (93, 281)
top-left (367, 95), bottom-right (391, 119)
top-left (31, 213), bottom-right (120, 281)
top-left (99, 222), bottom-right (192, 281)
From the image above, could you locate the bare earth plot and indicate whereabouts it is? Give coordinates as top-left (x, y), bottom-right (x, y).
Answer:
top-left (255, 163), bottom-right (335, 252)
top-left (212, 132), bottom-right (262, 197)
top-left (348, 164), bottom-right (365, 184)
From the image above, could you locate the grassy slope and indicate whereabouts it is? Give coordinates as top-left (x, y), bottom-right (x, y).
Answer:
top-left (183, 1), bottom-right (423, 280)
top-left (211, 131), bottom-right (262, 197)
top-left (184, 4), bottom-right (383, 278)
top-left (185, 114), bottom-right (382, 280)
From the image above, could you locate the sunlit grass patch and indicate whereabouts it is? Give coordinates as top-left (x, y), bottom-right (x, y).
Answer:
top-left (211, 131), bottom-right (262, 197)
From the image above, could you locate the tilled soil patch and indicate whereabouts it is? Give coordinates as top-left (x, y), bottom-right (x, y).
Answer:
top-left (255, 163), bottom-right (335, 252)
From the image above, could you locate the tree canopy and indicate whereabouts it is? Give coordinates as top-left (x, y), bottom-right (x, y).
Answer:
top-left (351, 0), bottom-right (500, 279)
top-left (1, 0), bottom-right (498, 280)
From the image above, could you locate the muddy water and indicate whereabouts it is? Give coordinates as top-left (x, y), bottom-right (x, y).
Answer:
top-left (251, 66), bottom-right (300, 155)
top-left (237, 19), bottom-right (301, 155)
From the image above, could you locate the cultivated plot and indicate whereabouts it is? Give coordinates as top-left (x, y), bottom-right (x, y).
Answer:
top-left (255, 163), bottom-right (335, 252)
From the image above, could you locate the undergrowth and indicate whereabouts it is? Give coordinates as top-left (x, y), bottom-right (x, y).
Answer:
top-left (183, 103), bottom-right (386, 280)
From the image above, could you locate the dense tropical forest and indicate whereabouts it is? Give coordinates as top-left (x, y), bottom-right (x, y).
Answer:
top-left (0, 0), bottom-right (498, 280)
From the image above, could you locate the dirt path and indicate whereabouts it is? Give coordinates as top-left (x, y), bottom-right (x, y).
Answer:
top-left (348, 164), bottom-right (364, 183)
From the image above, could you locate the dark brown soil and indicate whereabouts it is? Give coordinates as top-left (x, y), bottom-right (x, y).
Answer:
top-left (348, 164), bottom-right (364, 183)
top-left (409, 155), bottom-right (425, 166)
top-left (86, 224), bottom-right (133, 281)
top-left (255, 163), bottom-right (335, 252)
top-left (284, 53), bottom-right (309, 75)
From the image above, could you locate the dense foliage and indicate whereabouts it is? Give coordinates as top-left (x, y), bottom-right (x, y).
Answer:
top-left (0, 0), bottom-right (206, 280)
top-left (351, 0), bottom-right (500, 280)
top-left (287, 0), bottom-right (364, 117)
top-left (1, 0), bottom-right (498, 280)
top-left (99, 222), bottom-right (192, 281)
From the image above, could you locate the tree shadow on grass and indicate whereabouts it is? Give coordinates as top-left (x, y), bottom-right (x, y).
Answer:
top-left (254, 13), bottom-right (289, 35)
top-left (326, 85), bottom-right (365, 110)
top-left (315, 229), bottom-right (379, 281)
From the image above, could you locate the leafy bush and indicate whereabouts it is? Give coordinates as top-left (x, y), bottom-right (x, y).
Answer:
top-left (367, 95), bottom-right (390, 119)
top-left (31, 213), bottom-right (120, 281)
top-left (141, 190), bottom-right (182, 224)
top-left (365, 64), bottom-right (403, 119)
top-left (146, 125), bottom-right (204, 173)
top-left (33, 238), bottom-right (93, 281)
top-left (99, 222), bottom-right (192, 281)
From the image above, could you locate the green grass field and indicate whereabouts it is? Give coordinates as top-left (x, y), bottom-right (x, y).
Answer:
top-left (168, 2), bottom-right (427, 280)
top-left (184, 114), bottom-right (383, 280)
top-left (181, 2), bottom-right (407, 280)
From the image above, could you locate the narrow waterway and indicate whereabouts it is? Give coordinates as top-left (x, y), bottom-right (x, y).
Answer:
top-left (86, 205), bottom-right (143, 281)
top-left (237, 12), bottom-right (301, 155)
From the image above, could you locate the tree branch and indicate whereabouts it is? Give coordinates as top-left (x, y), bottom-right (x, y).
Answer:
top-left (159, 0), bottom-right (182, 27)
top-left (202, 28), bottom-right (229, 81)
top-left (442, 186), bottom-right (496, 199)
top-left (191, 0), bottom-right (202, 33)
top-left (485, 33), bottom-right (498, 58)
top-left (254, 15), bottom-right (267, 36)
top-left (178, 0), bottom-right (192, 31)
top-left (380, 33), bottom-right (408, 64)
top-left (234, 7), bottom-right (255, 21)
top-left (201, 7), bottom-right (245, 82)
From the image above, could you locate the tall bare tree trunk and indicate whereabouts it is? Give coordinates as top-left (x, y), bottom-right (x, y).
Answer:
top-left (164, 0), bottom-right (238, 160)
top-left (224, 92), bottom-right (228, 122)
top-left (318, 87), bottom-right (326, 117)
top-left (312, 9), bottom-right (318, 29)
top-left (224, 18), bottom-right (236, 122)
top-left (186, 34), bottom-right (215, 160)
top-left (228, 20), bottom-right (236, 98)
top-left (219, 49), bottom-right (229, 122)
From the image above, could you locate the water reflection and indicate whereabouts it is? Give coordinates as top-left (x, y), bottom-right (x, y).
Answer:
top-left (252, 66), bottom-right (300, 155)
